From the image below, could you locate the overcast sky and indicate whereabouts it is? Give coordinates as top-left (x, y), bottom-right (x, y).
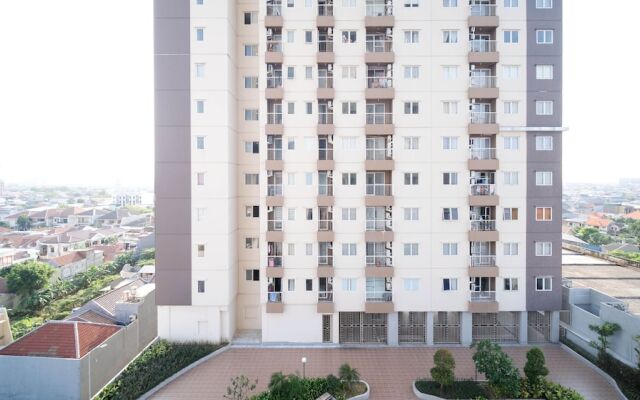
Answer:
top-left (0, 1), bottom-right (637, 187)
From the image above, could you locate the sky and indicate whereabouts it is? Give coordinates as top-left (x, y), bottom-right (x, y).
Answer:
top-left (0, 0), bottom-right (637, 187)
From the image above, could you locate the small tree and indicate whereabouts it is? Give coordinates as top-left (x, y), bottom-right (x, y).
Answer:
top-left (430, 349), bottom-right (456, 390)
top-left (338, 363), bottom-right (360, 392)
top-left (472, 340), bottom-right (521, 398)
top-left (6, 261), bottom-right (55, 297)
top-left (16, 215), bottom-right (31, 231)
top-left (524, 347), bottom-right (549, 385)
top-left (224, 375), bottom-right (257, 400)
top-left (589, 321), bottom-right (621, 358)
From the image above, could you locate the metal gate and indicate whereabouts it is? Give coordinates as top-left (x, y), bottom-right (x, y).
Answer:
top-left (433, 312), bottom-right (461, 344)
top-left (398, 312), bottom-right (426, 343)
top-left (472, 312), bottom-right (519, 343)
top-left (527, 311), bottom-right (551, 343)
top-left (339, 312), bottom-right (387, 344)
top-left (322, 315), bottom-right (332, 343)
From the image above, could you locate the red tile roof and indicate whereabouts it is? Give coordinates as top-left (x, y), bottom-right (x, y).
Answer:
top-left (47, 251), bottom-right (87, 267)
top-left (585, 214), bottom-right (611, 228)
top-left (0, 321), bottom-right (120, 359)
top-left (625, 211), bottom-right (640, 220)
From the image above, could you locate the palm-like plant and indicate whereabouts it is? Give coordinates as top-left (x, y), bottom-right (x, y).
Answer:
top-left (338, 363), bottom-right (360, 392)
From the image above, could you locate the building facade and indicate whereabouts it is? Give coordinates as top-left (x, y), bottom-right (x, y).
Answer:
top-left (155, 0), bottom-right (564, 345)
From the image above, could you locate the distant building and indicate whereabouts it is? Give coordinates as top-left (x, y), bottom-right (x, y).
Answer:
top-left (114, 193), bottom-right (142, 207)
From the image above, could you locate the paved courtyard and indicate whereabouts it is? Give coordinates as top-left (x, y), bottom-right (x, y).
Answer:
top-left (151, 345), bottom-right (621, 400)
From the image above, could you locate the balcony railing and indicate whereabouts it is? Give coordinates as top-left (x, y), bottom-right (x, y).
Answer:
top-left (470, 3), bottom-right (496, 17)
top-left (267, 184), bottom-right (283, 196)
top-left (470, 291), bottom-right (496, 302)
top-left (470, 75), bottom-right (497, 88)
top-left (318, 4), bottom-right (333, 16)
top-left (318, 291), bottom-right (334, 302)
top-left (267, 256), bottom-right (283, 267)
top-left (267, 291), bottom-right (282, 303)
top-left (470, 184), bottom-right (495, 196)
top-left (267, 112), bottom-right (283, 124)
top-left (470, 220), bottom-right (496, 231)
top-left (470, 255), bottom-right (496, 267)
top-left (366, 219), bottom-right (392, 231)
top-left (469, 148), bottom-right (496, 160)
top-left (470, 39), bottom-right (497, 53)
top-left (267, 75), bottom-right (283, 88)
top-left (366, 255), bottom-right (392, 267)
top-left (366, 112), bottom-right (393, 124)
top-left (366, 38), bottom-right (393, 53)
top-left (366, 183), bottom-right (392, 196)
top-left (367, 76), bottom-right (393, 88)
top-left (470, 111), bottom-right (496, 124)
top-left (319, 148), bottom-right (333, 160)
top-left (318, 40), bottom-right (334, 52)
top-left (266, 40), bottom-right (283, 53)
top-left (267, 220), bottom-right (283, 231)
top-left (266, 5), bottom-right (282, 16)
top-left (318, 254), bottom-right (333, 265)
top-left (366, 291), bottom-right (393, 302)
top-left (267, 148), bottom-right (282, 160)
top-left (366, 3), bottom-right (393, 16)
top-left (318, 184), bottom-right (334, 196)
top-left (319, 219), bottom-right (333, 231)
top-left (366, 148), bottom-right (391, 161)
top-left (319, 112), bottom-right (334, 124)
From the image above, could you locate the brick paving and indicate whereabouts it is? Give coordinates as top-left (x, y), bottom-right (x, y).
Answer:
top-left (151, 345), bottom-right (621, 400)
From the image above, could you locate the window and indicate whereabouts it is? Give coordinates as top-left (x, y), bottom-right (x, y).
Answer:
top-left (442, 172), bottom-right (458, 185)
top-left (504, 278), bottom-right (518, 291)
top-left (244, 44), bottom-right (258, 56)
top-left (244, 76), bottom-right (258, 88)
top-left (342, 173), bottom-right (357, 185)
top-left (197, 280), bottom-right (205, 293)
top-left (442, 136), bottom-right (458, 150)
top-left (288, 279), bottom-right (296, 291)
top-left (196, 136), bottom-right (206, 150)
top-left (503, 30), bottom-right (519, 44)
top-left (536, 171), bottom-right (553, 186)
top-left (305, 66), bottom-right (313, 79)
top-left (341, 136), bottom-right (357, 150)
top-left (404, 102), bottom-right (419, 114)
top-left (342, 208), bottom-right (357, 220)
top-left (342, 278), bottom-right (356, 291)
top-left (287, 0), bottom-right (295, 7)
top-left (245, 237), bottom-right (259, 249)
top-left (305, 30), bottom-right (313, 43)
top-left (404, 278), bottom-right (419, 291)
top-left (287, 66), bottom-right (295, 79)
top-left (503, 171), bottom-right (519, 185)
top-left (286, 173), bottom-right (295, 186)
top-left (442, 101), bottom-right (458, 114)
top-left (442, 66), bottom-right (458, 80)
top-left (195, 100), bottom-right (205, 114)
top-left (404, 136), bottom-right (419, 150)
top-left (536, 136), bottom-right (553, 151)
top-left (244, 173), bottom-right (259, 184)
top-left (536, 30), bottom-right (554, 44)
top-left (195, 27), bottom-right (204, 41)
top-left (442, 30), bottom-right (458, 43)
top-left (404, 243), bottom-right (419, 256)
top-left (244, 109), bottom-right (258, 120)
top-left (504, 101), bottom-right (519, 115)
top-left (305, 243), bottom-right (313, 255)
top-left (305, 0), bottom-right (312, 7)
top-left (404, 66), bottom-right (420, 79)
top-left (245, 205), bottom-right (260, 217)
top-left (536, 0), bottom-right (552, 9)
top-left (196, 172), bottom-right (205, 186)
top-left (504, 0), bottom-right (518, 7)
top-left (196, 0), bottom-right (204, 4)
top-left (404, 0), bottom-right (419, 7)
top-left (195, 63), bottom-right (205, 78)
top-left (536, 276), bottom-right (552, 291)
top-left (196, 207), bottom-right (206, 222)
top-left (306, 102), bottom-right (313, 114)
top-left (244, 11), bottom-right (257, 24)
top-left (404, 172), bottom-right (419, 185)
top-left (502, 65), bottom-right (519, 79)
top-left (197, 244), bottom-right (205, 257)
top-left (245, 141), bottom-right (259, 153)
top-left (306, 208), bottom-right (313, 220)
top-left (306, 279), bottom-right (313, 291)
top-left (342, 65), bottom-right (357, 79)
top-left (503, 207), bottom-right (519, 220)
top-left (536, 100), bottom-right (554, 115)
top-left (536, 65), bottom-right (554, 80)
top-left (342, 0), bottom-right (356, 6)
top-left (342, 243), bottom-right (357, 256)
top-left (443, 278), bottom-right (458, 291)
top-left (342, 31), bottom-right (356, 43)
top-left (443, 0), bottom-right (457, 6)
top-left (287, 102), bottom-right (295, 114)
top-left (443, 242), bottom-right (458, 256)
top-left (404, 208), bottom-right (419, 221)
top-left (287, 207), bottom-right (296, 220)
top-left (504, 136), bottom-right (519, 150)
top-left (287, 30), bottom-right (295, 43)
top-left (442, 208), bottom-right (459, 220)
top-left (342, 102), bottom-right (357, 114)
top-left (305, 172), bottom-right (313, 185)
top-left (536, 207), bottom-right (553, 221)
top-left (404, 30), bottom-right (420, 44)
top-left (504, 242), bottom-right (519, 256)
top-left (287, 137), bottom-right (295, 150)
top-left (246, 269), bottom-right (260, 281)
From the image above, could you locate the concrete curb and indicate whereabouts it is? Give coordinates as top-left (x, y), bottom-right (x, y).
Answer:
top-left (560, 343), bottom-right (628, 400)
top-left (138, 344), bottom-right (231, 400)
top-left (412, 381), bottom-right (439, 399)
top-left (348, 380), bottom-right (370, 400)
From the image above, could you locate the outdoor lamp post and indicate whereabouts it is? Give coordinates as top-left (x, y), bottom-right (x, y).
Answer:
top-left (301, 356), bottom-right (307, 378)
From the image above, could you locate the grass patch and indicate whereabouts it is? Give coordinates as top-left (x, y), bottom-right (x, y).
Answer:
top-left (415, 379), bottom-right (490, 399)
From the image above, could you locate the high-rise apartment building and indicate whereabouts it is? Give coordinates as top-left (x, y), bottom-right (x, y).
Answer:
top-left (154, 0), bottom-right (563, 345)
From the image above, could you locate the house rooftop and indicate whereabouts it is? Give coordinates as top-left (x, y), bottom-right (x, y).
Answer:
top-left (92, 278), bottom-right (147, 316)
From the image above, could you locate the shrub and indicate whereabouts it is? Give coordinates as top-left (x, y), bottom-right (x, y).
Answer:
top-left (338, 363), bottom-right (360, 392)
top-left (520, 379), bottom-right (584, 400)
top-left (589, 321), bottom-right (621, 359)
top-left (524, 347), bottom-right (549, 385)
top-left (6, 261), bottom-right (55, 297)
top-left (415, 380), bottom-right (488, 399)
top-left (472, 340), bottom-right (521, 398)
top-left (224, 375), bottom-right (257, 400)
top-left (430, 349), bottom-right (456, 389)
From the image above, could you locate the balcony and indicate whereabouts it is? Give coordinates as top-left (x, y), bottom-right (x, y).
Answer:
top-left (469, 39), bottom-right (498, 64)
top-left (366, 243), bottom-right (394, 277)
top-left (366, 65), bottom-right (394, 99)
top-left (318, 241), bottom-right (333, 271)
top-left (469, 219), bottom-right (498, 242)
top-left (266, 207), bottom-right (283, 242)
top-left (265, 29), bottom-right (283, 63)
top-left (469, 184), bottom-right (498, 206)
top-left (468, 291), bottom-right (498, 312)
top-left (365, 277), bottom-right (394, 312)
top-left (365, 136), bottom-right (394, 170)
top-left (317, 64), bottom-right (334, 99)
top-left (366, 101), bottom-right (393, 135)
top-left (266, 65), bottom-right (283, 99)
top-left (366, 185), bottom-right (392, 207)
top-left (469, 111), bottom-right (498, 134)
top-left (469, 255), bottom-right (498, 277)
top-left (317, 291), bottom-right (334, 313)
top-left (267, 171), bottom-right (283, 206)
top-left (318, 206), bottom-right (334, 241)
top-left (265, 2), bottom-right (283, 27)
top-left (318, 100), bottom-right (334, 135)
top-left (469, 3), bottom-right (498, 28)
top-left (469, 75), bottom-right (498, 99)
top-left (266, 135), bottom-right (283, 170)
top-left (365, 1), bottom-right (394, 27)
top-left (317, 1), bottom-right (334, 27)
top-left (318, 28), bottom-right (334, 63)
top-left (318, 143), bottom-right (334, 170)
top-left (318, 171), bottom-right (334, 206)
top-left (266, 292), bottom-right (284, 313)
top-left (365, 32), bottom-right (394, 63)
top-left (468, 147), bottom-right (498, 170)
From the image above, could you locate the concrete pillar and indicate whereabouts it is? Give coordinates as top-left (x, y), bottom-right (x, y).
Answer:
top-left (519, 311), bottom-right (528, 345)
top-left (387, 312), bottom-right (399, 345)
top-left (461, 312), bottom-right (473, 346)
top-left (332, 313), bottom-right (340, 344)
top-left (426, 311), bottom-right (435, 345)
top-left (550, 311), bottom-right (560, 343)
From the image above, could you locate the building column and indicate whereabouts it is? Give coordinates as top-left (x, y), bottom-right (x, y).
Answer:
top-left (461, 312), bottom-right (473, 346)
top-left (519, 311), bottom-right (528, 345)
top-left (426, 311), bottom-right (435, 345)
top-left (387, 312), bottom-right (399, 345)
top-left (550, 311), bottom-right (560, 343)
top-left (332, 313), bottom-right (340, 344)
